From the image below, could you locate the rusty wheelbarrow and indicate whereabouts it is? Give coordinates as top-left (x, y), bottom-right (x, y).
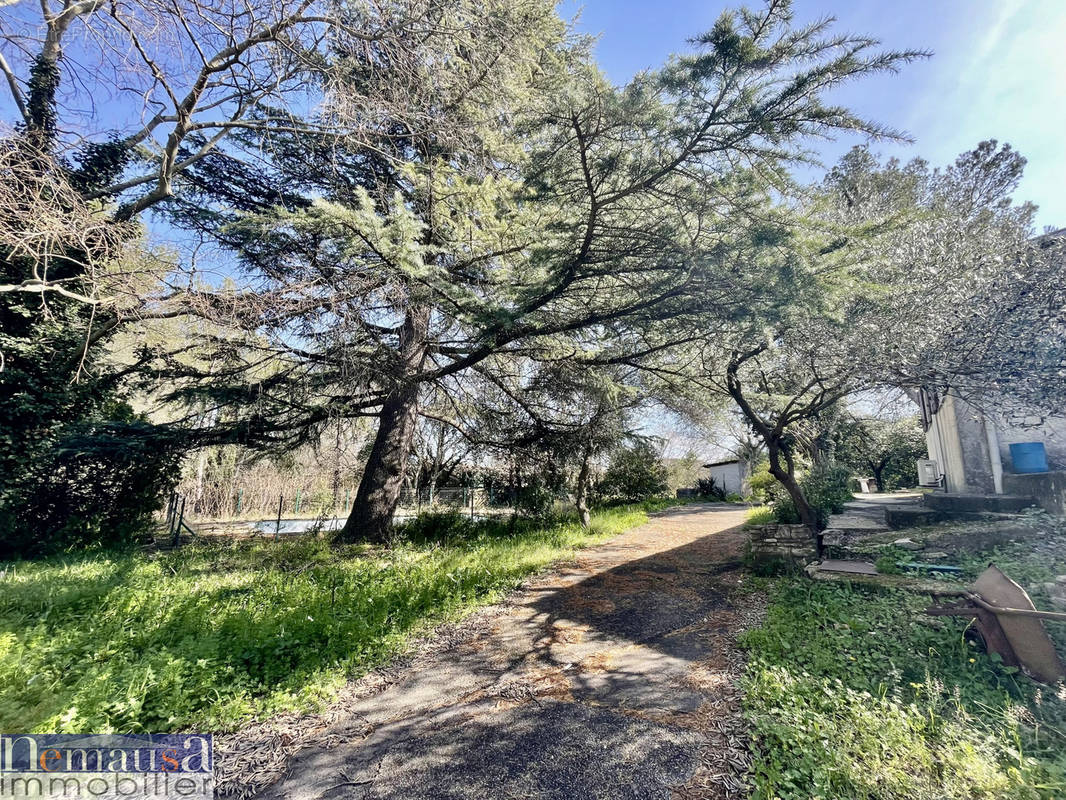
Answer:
top-left (927, 564), bottom-right (1066, 684)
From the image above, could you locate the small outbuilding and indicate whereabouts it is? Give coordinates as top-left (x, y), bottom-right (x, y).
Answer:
top-left (702, 458), bottom-right (749, 496)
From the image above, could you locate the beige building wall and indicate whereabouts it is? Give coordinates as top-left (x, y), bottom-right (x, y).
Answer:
top-left (925, 394), bottom-right (972, 493)
top-left (925, 390), bottom-right (1065, 498)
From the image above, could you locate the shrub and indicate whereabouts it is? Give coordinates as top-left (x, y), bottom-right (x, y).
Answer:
top-left (514, 479), bottom-right (556, 518)
top-left (768, 486), bottom-right (829, 530)
top-left (745, 506), bottom-right (776, 526)
top-left (596, 441), bottom-right (668, 503)
top-left (0, 412), bottom-right (180, 558)
top-left (763, 464), bottom-right (851, 531)
top-left (874, 553), bottom-right (903, 575)
top-left (767, 483), bottom-right (830, 530)
top-left (390, 511), bottom-right (482, 544)
top-left (802, 464), bottom-right (853, 516)
top-left (767, 483), bottom-right (801, 524)
top-left (748, 461), bottom-right (776, 503)
top-left (696, 476), bottom-right (728, 500)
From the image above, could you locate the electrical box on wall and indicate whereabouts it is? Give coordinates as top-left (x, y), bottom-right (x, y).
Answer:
top-left (917, 459), bottom-right (941, 487)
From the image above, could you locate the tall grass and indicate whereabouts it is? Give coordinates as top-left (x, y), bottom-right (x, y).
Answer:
top-left (0, 506), bottom-right (646, 733)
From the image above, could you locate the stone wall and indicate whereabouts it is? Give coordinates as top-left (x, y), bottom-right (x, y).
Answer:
top-left (747, 523), bottom-right (817, 566)
top-left (996, 410), bottom-right (1066, 472)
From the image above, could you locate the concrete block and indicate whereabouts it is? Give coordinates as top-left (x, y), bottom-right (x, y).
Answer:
top-left (1002, 471), bottom-right (1066, 516)
top-left (923, 492), bottom-right (1038, 514)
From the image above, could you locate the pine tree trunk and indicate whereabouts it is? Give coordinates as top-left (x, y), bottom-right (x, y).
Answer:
top-left (575, 444), bottom-right (593, 529)
top-left (339, 307), bottom-right (429, 543)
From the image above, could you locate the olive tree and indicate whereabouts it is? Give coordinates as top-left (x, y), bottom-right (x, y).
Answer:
top-left (821, 141), bottom-right (1066, 412)
top-left (668, 140), bottom-right (1064, 537)
top-left (834, 414), bottom-right (926, 491)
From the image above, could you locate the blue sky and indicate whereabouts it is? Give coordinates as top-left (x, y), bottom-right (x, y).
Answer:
top-left (560, 0), bottom-right (1066, 230)
top-left (3, 0), bottom-right (1060, 228)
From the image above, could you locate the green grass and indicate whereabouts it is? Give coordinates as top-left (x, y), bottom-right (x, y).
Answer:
top-left (745, 505), bottom-right (776, 526)
top-left (636, 495), bottom-right (695, 512)
top-left (741, 579), bottom-right (1066, 799)
top-left (0, 505), bottom-right (647, 734)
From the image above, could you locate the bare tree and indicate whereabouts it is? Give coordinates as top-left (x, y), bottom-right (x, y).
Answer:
top-left (0, 141), bottom-right (129, 305)
top-left (0, 0), bottom-right (459, 319)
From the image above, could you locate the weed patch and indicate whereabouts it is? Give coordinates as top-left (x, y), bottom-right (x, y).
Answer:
top-left (741, 579), bottom-right (1066, 799)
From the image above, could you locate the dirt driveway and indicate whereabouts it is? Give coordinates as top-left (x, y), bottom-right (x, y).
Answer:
top-left (235, 503), bottom-right (758, 800)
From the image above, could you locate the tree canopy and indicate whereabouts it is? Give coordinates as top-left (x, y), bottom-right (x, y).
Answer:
top-left (2, 0), bottom-right (1061, 553)
top-left (640, 139), bottom-right (1064, 533)
top-left (141, 0), bottom-right (921, 541)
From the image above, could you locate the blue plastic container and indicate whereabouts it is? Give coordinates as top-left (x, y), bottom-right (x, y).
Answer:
top-left (1009, 442), bottom-right (1048, 474)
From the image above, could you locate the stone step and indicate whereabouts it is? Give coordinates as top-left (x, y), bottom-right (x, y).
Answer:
top-left (884, 506), bottom-right (946, 529)
top-left (810, 559), bottom-right (879, 576)
top-left (923, 493), bottom-right (1038, 514)
top-left (885, 506), bottom-right (1032, 531)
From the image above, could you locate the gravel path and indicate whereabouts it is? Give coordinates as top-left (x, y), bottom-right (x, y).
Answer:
top-left (232, 503), bottom-right (759, 800)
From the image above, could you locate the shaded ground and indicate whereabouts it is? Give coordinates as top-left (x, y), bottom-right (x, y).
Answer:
top-left (221, 504), bottom-right (760, 800)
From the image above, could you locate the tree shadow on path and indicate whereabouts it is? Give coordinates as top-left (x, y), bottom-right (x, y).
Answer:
top-left (248, 504), bottom-right (753, 800)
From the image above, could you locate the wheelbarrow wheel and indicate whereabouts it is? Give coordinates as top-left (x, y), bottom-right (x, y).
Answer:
top-left (963, 623), bottom-right (988, 652)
